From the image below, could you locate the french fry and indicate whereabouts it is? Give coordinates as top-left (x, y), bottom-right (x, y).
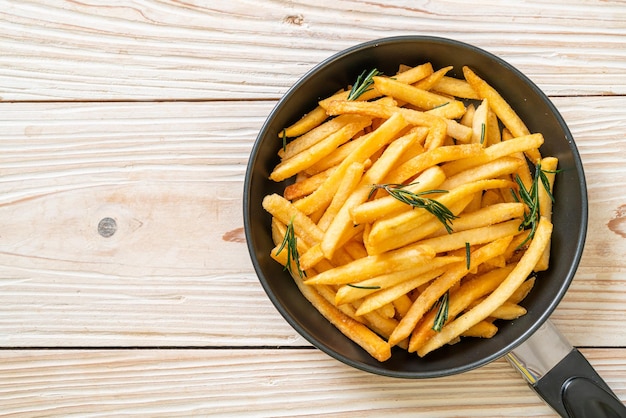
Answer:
top-left (373, 75), bottom-right (461, 110)
top-left (281, 106), bottom-right (329, 138)
top-left (320, 129), bottom-right (421, 259)
top-left (367, 179), bottom-right (514, 255)
top-left (383, 143), bottom-right (483, 185)
top-left (461, 321), bottom-right (498, 338)
top-left (334, 256), bottom-right (463, 305)
top-left (462, 66), bottom-right (541, 163)
top-left (535, 156), bottom-right (558, 271)
top-left (409, 266), bottom-right (513, 351)
top-left (317, 162), bottom-right (365, 232)
top-left (432, 75), bottom-right (480, 100)
top-left (284, 167), bottom-right (333, 201)
top-left (417, 217), bottom-right (553, 356)
top-left (304, 243), bottom-right (435, 286)
top-left (389, 235), bottom-right (514, 348)
top-left (472, 99), bottom-right (489, 146)
top-left (488, 302), bottom-right (527, 320)
top-left (439, 156), bottom-right (523, 190)
top-left (270, 118), bottom-right (371, 182)
top-left (442, 133), bottom-right (544, 177)
top-left (355, 267), bottom-right (447, 316)
top-left (279, 114), bottom-right (371, 160)
top-left (293, 112), bottom-right (409, 215)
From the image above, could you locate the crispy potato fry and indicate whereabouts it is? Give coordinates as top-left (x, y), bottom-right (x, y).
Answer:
top-left (334, 256), bottom-right (463, 305)
top-left (462, 66), bottom-right (541, 163)
top-left (281, 106), bottom-right (329, 138)
top-left (535, 157), bottom-right (558, 271)
top-left (418, 218), bottom-right (553, 356)
top-left (270, 118), bottom-right (371, 182)
top-left (304, 243), bottom-right (435, 286)
top-left (488, 302), bottom-right (527, 320)
top-left (461, 321), bottom-right (498, 338)
top-left (389, 236), bottom-right (514, 347)
top-left (293, 112), bottom-right (409, 215)
top-left (373, 75), bottom-right (460, 110)
top-left (432, 75), bottom-right (480, 100)
top-left (472, 99), bottom-right (489, 146)
top-left (279, 114), bottom-right (371, 160)
top-left (317, 162), bottom-right (365, 232)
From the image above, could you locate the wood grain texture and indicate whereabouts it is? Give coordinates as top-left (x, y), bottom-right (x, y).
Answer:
top-left (1, 97), bottom-right (626, 347)
top-left (0, 0), bottom-right (624, 101)
top-left (0, 348), bottom-right (623, 417)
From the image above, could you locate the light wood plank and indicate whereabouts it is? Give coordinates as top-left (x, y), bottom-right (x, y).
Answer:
top-left (0, 348), bottom-right (624, 417)
top-left (0, 0), bottom-right (624, 101)
top-left (1, 97), bottom-right (625, 347)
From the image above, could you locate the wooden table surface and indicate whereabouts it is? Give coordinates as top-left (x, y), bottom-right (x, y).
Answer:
top-left (1, 1), bottom-right (625, 416)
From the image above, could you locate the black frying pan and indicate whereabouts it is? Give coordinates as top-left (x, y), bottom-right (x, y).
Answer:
top-left (243, 36), bottom-right (625, 417)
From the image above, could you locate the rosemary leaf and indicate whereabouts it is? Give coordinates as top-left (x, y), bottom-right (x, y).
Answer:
top-left (276, 217), bottom-right (306, 278)
top-left (465, 242), bottom-right (471, 270)
top-left (347, 68), bottom-right (381, 101)
top-left (370, 183), bottom-right (457, 233)
top-left (432, 291), bottom-right (449, 332)
top-left (347, 284), bottom-right (382, 290)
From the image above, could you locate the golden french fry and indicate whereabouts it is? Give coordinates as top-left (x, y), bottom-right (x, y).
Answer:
top-left (415, 219), bottom-right (521, 254)
top-left (418, 217), bottom-right (553, 356)
top-left (367, 179), bottom-right (514, 255)
top-left (292, 271), bottom-right (392, 361)
top-left (294, 112), bottom-right (409, 215)
top-left (409, 266), bottom-right (513, 350)
top-left (488, 302), bottom-right (527, 320)
top-left (472, 99), bottom-right (489, 146)
top-left (355, 267), bottom-right (447, 316)
top-left (270, 118), bottom-right (371, 182)
top-left (389, 235), bottom-right (513, 348)
top-left (440, 156), bottom-right (523, 190)
top-left (461, 321), bottom-right (498, 338)
top-left (432, 75), bottom-right (480, 100)
top-left (317, 162), bottom-right (365, 232)
top-left (384, 143), bottom-right (483, 185)
top-left (373, 75), bottom-right (460, 110)
top-left (535, 156), bottom-right (558, 271)
top-left (279, 114), bottom-right (370, 160)
top-left (442, 133), bottom-right (544, 177)
top-left (262, 193), bottom-right (323, 246)
top-left (281, 106), bottom-right (329, 138)
top-left (414, 66), bottom-right (453, 91)
top-left (462, 66), bottom-right (541, 163)
top-left (284, 167), bottom-right (333, 201)
top-left (320, 129), bottom-right (421, 259)
top-left (303, 244), bottom-right (435, 286)
top-left (334, 256), bottom-right (463, 305)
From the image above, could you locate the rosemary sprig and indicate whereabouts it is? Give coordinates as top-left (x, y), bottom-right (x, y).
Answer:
top-left (370, 183), bottom-right (457, 233)
top-left (347, 68), bottom-right (381, 101)
top-left (465, 242), bottom-right (471, 270)
top-left (480, 123), bottom-right (486, 144)
top-left (512, 162), bottom-right (559, 248)
top-left (281, 128), bottom-right (287, 152)
top-left (432, 291), bottom-right (449, 332)
top-left (275, 217), bottom-right (306, 278)
top-left (347, 284), bottom-right (381, 290)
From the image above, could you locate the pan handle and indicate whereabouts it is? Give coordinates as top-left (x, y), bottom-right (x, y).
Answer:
top-left (506, 320), bottom-right (626, 417)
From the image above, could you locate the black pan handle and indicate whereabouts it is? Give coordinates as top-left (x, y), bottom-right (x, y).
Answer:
top-left (535, 348), bottom-right (626, 417)
top-left (507, 320), bottom-right (626, 417)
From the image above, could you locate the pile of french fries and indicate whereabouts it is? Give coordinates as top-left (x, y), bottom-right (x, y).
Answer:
top-left (262, 62), bottom-right (557, 362)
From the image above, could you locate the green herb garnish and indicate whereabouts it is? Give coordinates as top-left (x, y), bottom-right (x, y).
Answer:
top-left (432, 291), bottom-right (449, 332)
top-left (480, 123), bottom-right (486, 144)
top-left (369, 183), bottom-right (457, 233)
top-left (275, 217), bottom-right (306, 278)
top-left (465, 242), bottom-right (471, 270)
top-left (347, 68), bottom-right (381, 101)
top-left (512, 161), bottom-right (559, 249)
top-left (347, 284), bottom-right (382, 290)
top-left (281, 128), bottom-right (287, 152)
